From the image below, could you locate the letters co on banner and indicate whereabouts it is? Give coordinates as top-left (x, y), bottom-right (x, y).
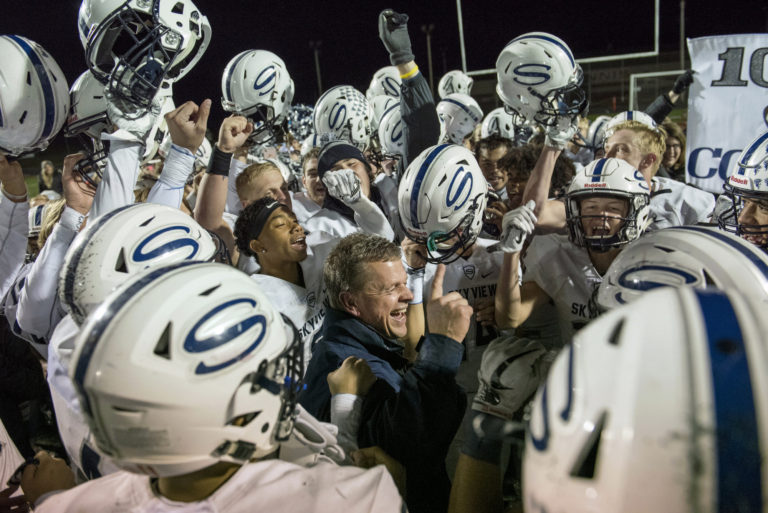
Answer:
top-left (686, 34), bottom-right (768, 194)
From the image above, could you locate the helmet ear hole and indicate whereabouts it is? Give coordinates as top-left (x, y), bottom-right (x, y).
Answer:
top-left (153, 323), bottom-right (172, 359)
top-left (568, 411), bottom-right (607, 479)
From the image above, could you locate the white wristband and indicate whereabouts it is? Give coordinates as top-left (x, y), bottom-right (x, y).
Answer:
top-left (59, 206), bottom-right (86, 232)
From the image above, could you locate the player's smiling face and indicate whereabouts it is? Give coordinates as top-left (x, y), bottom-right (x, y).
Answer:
top-left (255, 207), bottom-right (308, 262)
top-left (579, 196), bottom-right (628, 238)
top-left (348, 260), bottom-right (413, 339)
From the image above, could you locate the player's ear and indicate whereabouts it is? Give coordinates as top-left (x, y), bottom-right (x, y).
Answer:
top-left (339, 291), bottom-right (360, 317)
top-left (249, 239), bottom-right (265, 255)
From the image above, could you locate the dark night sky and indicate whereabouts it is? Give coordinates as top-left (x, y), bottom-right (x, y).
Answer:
top-left (3, 0), bottom-right (768, 130)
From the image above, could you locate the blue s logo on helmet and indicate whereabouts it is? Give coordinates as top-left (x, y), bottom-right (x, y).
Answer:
top-left (329, 102), bottom-right (347, 129)
top-left (617, 265), bottom-right (698, 292)
top-left (383, 76), bottom-right (400, 96)
top-left (184, 298), bottom-right (267, 375)
top-left (512, 64), bottom-right (552, 86)
top-left (254, 65), bottom-right (277, 97)
top-left (446, 166), bottom-right (474, 210)
top-left (390, 120), bottom-right (403, 142)
top-left (132, 226), bottom-right (201, 263)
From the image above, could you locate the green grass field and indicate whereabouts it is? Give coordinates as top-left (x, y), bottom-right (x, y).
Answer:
top-left (25, 175), bottom-right (40, 198)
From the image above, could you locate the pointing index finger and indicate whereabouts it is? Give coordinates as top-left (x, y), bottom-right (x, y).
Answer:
top-left (430, 263), bottom-right (446, 300)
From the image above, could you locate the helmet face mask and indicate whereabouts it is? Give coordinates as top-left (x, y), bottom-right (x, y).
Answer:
top-left (81, 0), bottom-right (210, 111)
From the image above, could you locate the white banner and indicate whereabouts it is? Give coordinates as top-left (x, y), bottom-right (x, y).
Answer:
top-left (686, 34), bottom-right (768, 193)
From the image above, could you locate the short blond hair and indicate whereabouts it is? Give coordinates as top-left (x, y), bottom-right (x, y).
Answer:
top-left (235, 161), bottom-right (281, 200)
top-left (610, 120), bottom-right (668, 175)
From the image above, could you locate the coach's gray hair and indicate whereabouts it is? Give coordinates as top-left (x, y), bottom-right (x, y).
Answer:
top-left (324, 233), bottom-right (401, 310)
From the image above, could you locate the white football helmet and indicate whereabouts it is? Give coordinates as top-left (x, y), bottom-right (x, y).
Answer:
top-left (437, 93), bottom-right (483, 145)
top-left (78, 0), bottom-right (211, 109)
top-left (525, 286), bottom-right (768, 513)
top-left (59, 203), bottom-right (226, 325)
top-left (438, 70), bottom-right (473, 99)
top-left (370, 95), bottom-right (398, 132)
top-left (300, 132), bottom-right (335, 157)
top-left (378, 102), bottom-right (404, 157)
top-left (603, 110), bottom-right (659, 139)
top-left (480, 107), bottom-right (516, 139)
top-left (717, 130), bottom-right (768, 249)
top-left (366, 66), bottom-right (401, 101)
top-left (565, 158), bottom-right (651, 252)
top-left (28, 204), bottom-right (47, 239)
top-left (70, 262), bottom-right (303, 477)
top-left (495, 32), bottom-right (587, 131)
top-left (579, 114), bottom-right (611, 153)
top-left (64, 71), bottom-right (110, 187)
top-left (313, 85), bottom-right (372, 150)
top-left (398, 144), bottom-right (488, 263)
top-left (0, 35), bottom-right (70, 157)
top-left (221, 50), bottom-right (294, 145)
top-left (597, 225), bottom-right (768, 311)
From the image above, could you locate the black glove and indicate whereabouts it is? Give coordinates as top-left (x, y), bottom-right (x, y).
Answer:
top-left (672, 70), bottom-right (695, 94)
top-left (378, 9), bottom-right (414, 66)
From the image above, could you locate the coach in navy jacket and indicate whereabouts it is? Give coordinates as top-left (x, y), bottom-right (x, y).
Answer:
top-left (299, 233), bottom-right (471, 513)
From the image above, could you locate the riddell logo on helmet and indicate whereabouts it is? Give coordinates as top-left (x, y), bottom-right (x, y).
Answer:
top-left (583, 183), bottom-right (608, 188)
top-left (730, 176), bottom-right (749, 185)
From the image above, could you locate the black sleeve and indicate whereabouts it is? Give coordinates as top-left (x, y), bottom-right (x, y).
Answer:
top-left (357, 335), bottom-right (466, 463)
top-left (644, 93), bottom-right (675, 125)
top-left (400, 72), bottom-right (440, 168)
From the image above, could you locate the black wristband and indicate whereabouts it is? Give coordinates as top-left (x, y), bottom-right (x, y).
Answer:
top-left (207, 145), bottom-right (233, 177)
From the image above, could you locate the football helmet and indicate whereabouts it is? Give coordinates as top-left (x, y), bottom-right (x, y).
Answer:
top-left (300, 132), bottom-right (335, 157)
top-left (398, 144), bottom-right (488, 263)
top-left (525, 286), bottom-right (768, 513)
top-left (366, 66), bottom-right (401, 101)
top-left (495, 32), bottom-right (587, 131)
top-left (221, 50), bottom-right (295, 145)
top-left (313, 85), bottom-right (372, 151)
top-left (603, 110), bottom-right (659, 139)
top-left (480, 107), bottom-right (516, 139)
top-left (370, 95), bottom-right (398, 132)
top-left (597, 225), bottom-right (768, 311)
top-left (78, 0), bottom-right (211, 109)
top-left (717, 130), bottom-right (768, 249)
top-left (565, 158), bottom-right (651, 252)
top-left (70, 262), bottom-right (303, 477)
top-left (578, 114), bottom-right (611, 153)
top-left (378, 102), bottom-right (404, 157)
top-left (436, 93), bottom-right (483, 145)
top-left (0, 35), bottom-right (70, 157)
top-left (59, 203), bottom-right (226, 325)
top-left (438, 70), bottom-right (473, 99)
top-left (64, 71), bottom-right (110, 187)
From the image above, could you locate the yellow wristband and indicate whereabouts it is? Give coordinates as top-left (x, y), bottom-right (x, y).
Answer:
top-left (400, 65), bottom-right (419, 80)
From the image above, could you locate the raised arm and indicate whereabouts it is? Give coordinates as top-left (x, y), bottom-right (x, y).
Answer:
top-left (194, 115), bottom-right (253, 261)
top-left (147, 100), bottom-right (211, 208)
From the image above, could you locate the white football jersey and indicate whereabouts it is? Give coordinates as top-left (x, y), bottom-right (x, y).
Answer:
top-left (0, 194), bottom-right (28, 302)
top-left (302, 208), bottom-right (359, 240)
top-left (424, 238), bottom-right (503, 353)
top-left (291, 191), bottom-right (323, 223)
top-left (2, 263), bottom-right (48, 357)
top-left (250, 239), bottom-right (337, 372)
top-left (48, 315), bottom-right (120, 480)
top-left (522, 234), bottom-right (603, 340)
top-left (648, 176), bottom-right (715, 230)
top-left (36, 459), bottom-right (404, 513)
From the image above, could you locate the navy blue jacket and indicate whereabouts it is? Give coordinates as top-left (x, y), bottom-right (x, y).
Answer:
top-left (300, 307), bottom-right (466, 513)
